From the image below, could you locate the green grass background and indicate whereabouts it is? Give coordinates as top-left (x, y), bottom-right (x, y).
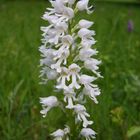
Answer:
top-left (0, 0), bottom-right (140, 140)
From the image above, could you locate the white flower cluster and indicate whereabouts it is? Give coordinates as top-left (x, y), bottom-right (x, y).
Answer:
top-left (39, 0), bottom-right (102, 139)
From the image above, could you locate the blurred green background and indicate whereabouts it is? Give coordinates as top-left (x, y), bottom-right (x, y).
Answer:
top-left (0, 0), bottom-right (140, 140)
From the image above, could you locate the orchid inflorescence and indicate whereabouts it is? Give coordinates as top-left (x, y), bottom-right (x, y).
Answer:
top-left (39, 0), bottom-right (102, 139)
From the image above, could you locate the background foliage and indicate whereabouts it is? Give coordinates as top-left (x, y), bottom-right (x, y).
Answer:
top-left (0, 0), bottom-right (140, 140)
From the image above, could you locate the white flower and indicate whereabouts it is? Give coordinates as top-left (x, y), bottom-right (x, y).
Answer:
top-left (51, 126), bottom-right (70, 140)
top-left (51, 129), bottom-right (65, 140)
top-left (63, 125), bottom-right (70, 135)
top-left (80, 74), bottom-right (96, 86)
top-left (50, 0), bottom-right (74, 21)
top-left (42, 14), bottom-right (60, 24)
top-left (40, 0), bottom-right (102, 137)
top-left (40, 96), bottom-right (59, 117)
top-left (40, 67), bottom-right (58, 80)
top-left (63, 7), bottom-right (74, 20)
top-left (51, 46), bottom-right (70, 72)
top-left (39, 46), bottom-right (58, 82)
top-left (81, 39), bottom-right (96, 48)
top-left (42, 22), bottom-right (68, 45)
top-left (80, 128), bottom-right (96, 140)
top-left (78, 28), bottom-right (95, 40)
top-left (68, 64), bottom-right (81, 89)
top-left (80, 74), bottom-right (100, 104)
top-left (78, 19), bottom-right (93, 29)
top-left (76, 0), bottom-right (93, 14)
top-left (39, 47), bottom-right (56, 67)
top-left (74, 104), bottom-right (93, 127)
top-left (56, 67), bottom-right (69, 89)
top-left (56, 64), bottom-right (81, 90)
top-left (51, 0), bottom-right (65, 14)
top-left (64, 88), bottom-right (76, 109)
top-left (47, 69), bottom-right (58, 80)
top-left (50, 35), bottom-right (73, 72)
top-left (84, 58), bottom-right (102, 77)
top-left (79, 48), bottom-right (98, 61)
top-left (40, 25), bottom-right (53, 36)
top-left (62, 35), bottom-right (73, 46)
top-left (83, 86), bottom-right (100, 104)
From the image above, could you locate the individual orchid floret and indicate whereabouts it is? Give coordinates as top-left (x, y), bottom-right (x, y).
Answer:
top-left (40, 25), bottom-right (53, 36)
top-left (81, 39), bottom-right (96, 48)
top-left (63, 88), bottom-right (76, 109)
top-left (42, 14), bottom-right (59, 24)
top-left (50, 0), bottom-right (65, 13)
top-left (39, 47), bottom-right (56, 67)
top-left (40, 96), bottom-right (59, 117)
top-left (51, 126), bottom-right (70, 140)
top-left (40, 67), bottom-right (58, 81)
top-left (79, 74), bottom-right (100, 104)
top-left (52, 45), bottom-right (70, 69)
top-left (42, 22), bottom-right (68, 45)
top-left (84, 58), bottom-right (102, 78)
top-left (79, 48), bottom-right (98, 61)
top-left (80, 128), bottom-right (96, 140)
top-left (80, 74), bottom-right (97, 87)
top-left (62, 35), bottom-right (73, 46)
top-left (78, 19), bottom-right (94, 29)
top-left (51, 129), bottom-right (65, 140)
top-left (50, 0), bottom-right (74, 21)
top-left (50, 35), bottom-right (74, 72)
top-left (76, 0), bottom-right (93, 14)
top-left (56, 67), bottom-right (69, 89)
top-left (74, 104), bottom-right (93, 127)
top-left (68, 64), bottom-right (81, 89)
top-left (83, 86), bottom-right (101, 104)
top-left (78, 28), bottom-right (95, 40)
top-left (63, 7), bottom-right (74, 20)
